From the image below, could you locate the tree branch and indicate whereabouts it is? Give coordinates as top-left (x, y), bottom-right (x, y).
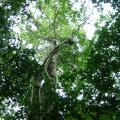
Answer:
top-left (43, 38), bottom-right (74, 79)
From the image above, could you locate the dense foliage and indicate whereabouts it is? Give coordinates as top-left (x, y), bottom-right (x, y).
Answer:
top-left (0, 0), bottom-right (120, 120)
top-left (0, 1), bottom-right (39, 119)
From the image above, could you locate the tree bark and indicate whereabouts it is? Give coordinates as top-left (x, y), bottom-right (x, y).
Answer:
top-left (28, 71), bottom-right (43, 120)
top-left (28, 42), bottom-right (57, 120)
top-left (28, 39), bottom-right (74, 120)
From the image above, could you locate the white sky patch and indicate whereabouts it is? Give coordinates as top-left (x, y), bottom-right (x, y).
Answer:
top-left (14, 105), bottom-right (21, 112)
top-left (71, 0), bottom-right (100, 39)
top-left (29, 1), bottom-right (43, 19)
top-left (56, 82), bottom-right (67, 97)
top-left (77, 89), bottom-right (84, 100)
top-left (77, 94), bottom-right (83, 100)
top-left (84, 3), bottom-right (114, 39)
top-left (102, 3), bottom-right (114, 15)
top-left (72, 0), bottom-right (82, 11)
top-left (83, 5), bottom-right (100, 39)
top-left (84, 24), bottom-right (96, 39)
top-left (57, 89), bottom-right (67, 97)
top-left (26, 43), bottom-right (33, 49)
top-left (13, 26), bottom-right (20, 34)
top-left (31, 24), bottom-right (37, 31)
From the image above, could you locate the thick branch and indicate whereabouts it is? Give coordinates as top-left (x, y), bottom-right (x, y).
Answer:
top-left (43, 38), bottom-right (74, 79)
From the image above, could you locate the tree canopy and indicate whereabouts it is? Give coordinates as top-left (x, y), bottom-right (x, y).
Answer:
top-left (0, 0), bottom-right (120, 120)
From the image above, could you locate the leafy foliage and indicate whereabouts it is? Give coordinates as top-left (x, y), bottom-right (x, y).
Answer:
top-left (0, 0), bottom-right (120, 120)
top-left (59, 14), bottom-right (120, 120)
top-left (0, 0), bottom-right (41, 119)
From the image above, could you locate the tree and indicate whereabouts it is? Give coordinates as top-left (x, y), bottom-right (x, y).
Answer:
top-left (0, 0), bottom-right (90, 119)
top-left (20, 1), bottom-right (90, 120)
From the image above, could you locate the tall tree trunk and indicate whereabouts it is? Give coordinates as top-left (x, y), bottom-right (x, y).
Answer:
top-left (28, 39), bottom-right (73, 120)
top-left (43, 41), bottom-right (59, 120)
top-left (28, 70), bottom-right (43, 120)
top-left (28, 41), bottom-right (58, 120)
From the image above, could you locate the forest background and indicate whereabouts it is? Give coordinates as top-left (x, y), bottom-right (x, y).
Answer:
top-left (0, 0), bottom-right (120, 120)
